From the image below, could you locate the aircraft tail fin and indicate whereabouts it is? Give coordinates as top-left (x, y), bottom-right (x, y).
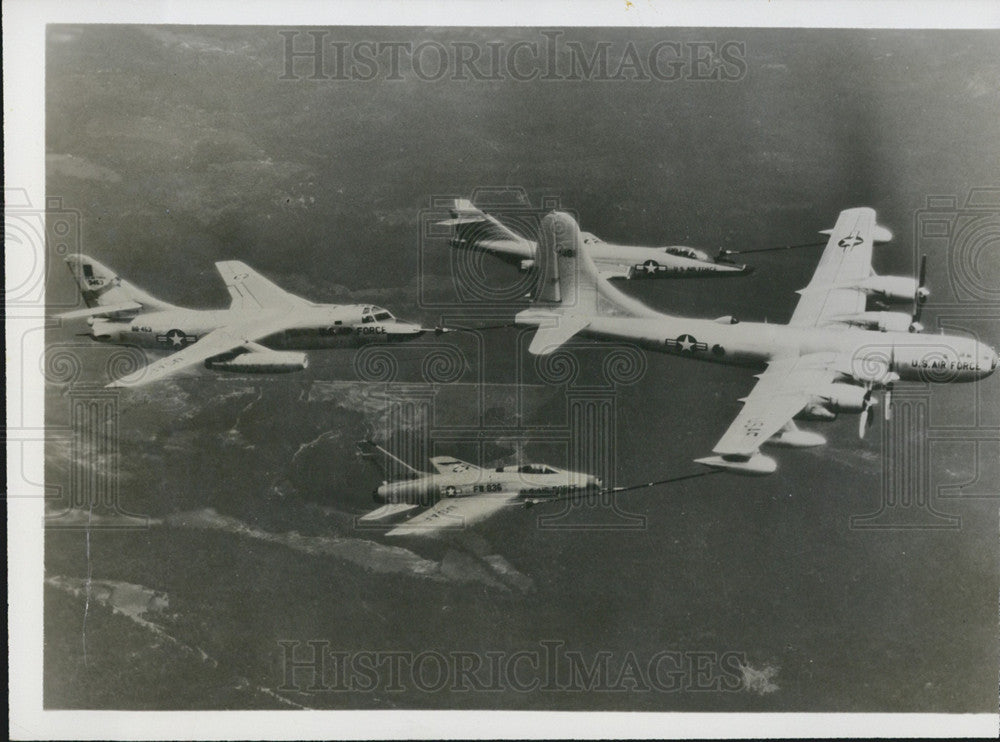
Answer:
top-left (215, 261), bottom-right (309, 311)
top-left (357, 441), bottom-right (426, 481)
top-left (517, 211), bottom-right (661, 355)
top-left (532, 212), bottom-right (662, 316)
top-left (438, 199), bottom-right (534, 258)
top-left (62, 254), bottom-right (177, 315)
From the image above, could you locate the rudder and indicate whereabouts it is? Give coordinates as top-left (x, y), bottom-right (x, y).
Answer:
top-left (64, 254), bottom-right (176, 312)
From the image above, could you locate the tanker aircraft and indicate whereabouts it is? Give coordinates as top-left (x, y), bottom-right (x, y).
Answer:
top-left (59, 254), bottom-right (434, 388)
top-left (357, 441), bottom-right (602, 536)
top-left (439, 199), bottom-right (751, 280)
top-left (516, 208), bottom-right (997, 475)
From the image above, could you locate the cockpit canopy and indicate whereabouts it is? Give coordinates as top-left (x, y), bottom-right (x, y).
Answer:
top-left (361, 305), bottom-right (395, 323)
top-left (517, 464), bottom-right (557, 475)
top-left (665, 246), bottom-right (710, 262)
top-left (495, 464), bottom-right (559, 474)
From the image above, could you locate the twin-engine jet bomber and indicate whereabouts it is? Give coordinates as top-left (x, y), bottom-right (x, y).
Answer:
top-left (439, 199), bottom-right (751, 280)
top-left (59, 254), bottom-right (434, 388)
top-left (357, 441), bottom-right (602, 536)
top-left (516, 208), bottom-right (997, 475)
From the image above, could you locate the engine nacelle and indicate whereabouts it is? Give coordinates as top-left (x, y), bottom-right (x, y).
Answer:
top-left (838, 311), bottom-right (913, 333)
top-left (817, 383), bottom-right (868, 413)
top-left (796, 383), bottom-right (868, 420)
top-left (767, 428), bottom-right (827, 448)
top-left (207, 350), bottom-right (308, 374)
top-left (857, 275), bottom-right (920, 304)
top-left (795, 404), bottom-right (838, 422)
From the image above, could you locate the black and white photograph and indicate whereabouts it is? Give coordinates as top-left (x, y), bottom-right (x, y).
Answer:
top-left (7, 1), bottom-right (1000, 739)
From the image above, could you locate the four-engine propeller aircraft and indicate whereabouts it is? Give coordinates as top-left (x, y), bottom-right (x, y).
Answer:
top-left (59, 254), bottom-right (435, 388)
top-left (516, 208), bottom-right (998, 475)
top-left (357, 441), bottom-right (602, 536)
top-left (439, 199), bottom-right (752, 280)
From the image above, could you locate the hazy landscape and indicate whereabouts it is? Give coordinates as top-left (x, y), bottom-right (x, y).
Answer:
top-left (44, 26), bottom-right (1000, 710)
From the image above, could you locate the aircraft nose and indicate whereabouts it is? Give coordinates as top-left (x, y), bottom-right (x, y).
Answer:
top-left (387, 322), bottom-right (426, 341)
top-left (985, 345), bottom-right (998, 375)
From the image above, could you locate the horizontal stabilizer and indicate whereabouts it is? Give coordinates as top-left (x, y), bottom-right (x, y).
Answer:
top-left (437, 215), bottom-right (487, 226)
top-left (819, 223), bottom-right (892, 242)
top-left (359, 503), bottom-right (420, 522)
top-left (599, 267), bottom-right (634, 281)
top-left (57, 301), bottom-right (142, 319)
top-left (527, 315), bottom-right (590, 355)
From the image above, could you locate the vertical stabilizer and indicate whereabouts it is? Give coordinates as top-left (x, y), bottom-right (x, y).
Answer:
top-left (64, 254), bottom-right (177, 311)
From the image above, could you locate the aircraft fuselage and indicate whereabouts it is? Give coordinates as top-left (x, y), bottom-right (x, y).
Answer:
top-left (375, 466), bottom-right (602, 506)
top-left (523, 311), bottom-right (997, 386)
top-left (89, 303), bottom-right (426, 352)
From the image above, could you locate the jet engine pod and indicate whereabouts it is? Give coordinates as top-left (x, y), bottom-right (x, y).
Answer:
top-left (207, 350), bottom-right (308, 374)
top-left (816, 383), bottom-right (868, 414)
top-left (766, 428), bottom-right (827, 448)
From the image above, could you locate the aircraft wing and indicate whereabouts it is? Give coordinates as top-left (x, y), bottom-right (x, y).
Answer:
top-left (358, 503), bottom-right (420, 522)
top-left (788, 207), bottom-right (879, 328)
top-left (710, 354), bottom-right (839, 460)
top-left (428, 456), bottom-right (482, 475)
top-left (215, 261), bottom-right (310, 311)
top-left (106, 316), bottom-right (291, 388)
top-left (386, 492), bottom-right (520, 537)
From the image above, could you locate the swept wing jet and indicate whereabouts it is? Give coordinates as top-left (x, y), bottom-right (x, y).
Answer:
top-left (357, 441), bottom-right (601, 536)
top-left (439, 199), bottom-right (751, 280)
top-left (59, 254), bottom-right (434, 388)
top-left (516, 209), bottom-right (997, 475)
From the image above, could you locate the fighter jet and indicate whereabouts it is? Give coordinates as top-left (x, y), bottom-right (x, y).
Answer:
top-left (356, 441), bottom-right (602, 536)
top-left (58, 254), bottom-right (435, 388)
top-left (439, 199), bottom-right (751, 279)
top-left (516, 209), bottom-right (997, 475)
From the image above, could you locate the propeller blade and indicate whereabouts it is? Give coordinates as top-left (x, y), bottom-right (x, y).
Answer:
top-left (884, 387), bottom-right (892, 421)
top-left (910, 254), bottom-right (929, 328)
top-left (858, 408), bottom-right (869, 439)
